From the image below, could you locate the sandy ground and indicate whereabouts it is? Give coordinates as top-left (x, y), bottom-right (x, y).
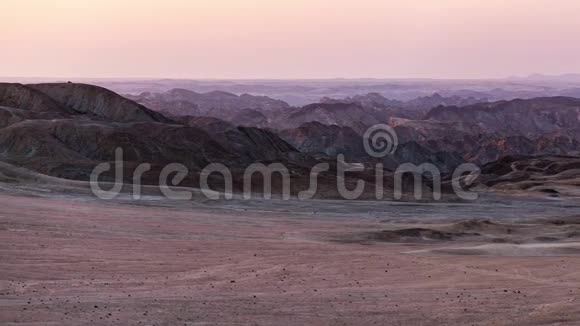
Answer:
top-left (2, 183), bottom-right (580, 325)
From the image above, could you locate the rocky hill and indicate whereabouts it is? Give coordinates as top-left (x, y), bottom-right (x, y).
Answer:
top-left (0, 83), bottom-right (71, 116)
top-left (180, 116), bottom-right (307, 163)
top-left (29, 83), bottom-right (170, 123)
top-left (0, 119), bottom-right (234, 181)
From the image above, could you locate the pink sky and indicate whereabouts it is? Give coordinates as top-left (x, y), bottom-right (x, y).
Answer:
top-left (1, 0), bottom-right (580, 79)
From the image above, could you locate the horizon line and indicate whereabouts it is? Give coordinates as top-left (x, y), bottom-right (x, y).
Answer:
top-left (2, 74), bottom-right (577, 82)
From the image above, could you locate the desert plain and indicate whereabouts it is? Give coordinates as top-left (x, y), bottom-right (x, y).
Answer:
top-left (1, 180), bottom-right (580, 326)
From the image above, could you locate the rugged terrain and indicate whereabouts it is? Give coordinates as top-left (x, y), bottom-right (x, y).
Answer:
top-left (123, 84), bottom-right (580, 173)
top-left (3, 82), bottom-right (580, 198)
top-left (2, 80), bottom-right (580, 325)
top-left (0, 83), bottom-right (326, 193)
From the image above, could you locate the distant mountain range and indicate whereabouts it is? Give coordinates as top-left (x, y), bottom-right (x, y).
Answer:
top-left (86, 77), bottom-right (580, 106)
top-left (124, 87), bottom-right (580, 168)
top-left (2, 81), bottom-right (580, 197)
top-left (321, 92), bottom-right (488, 113)
top-left (125, 89), bottom-right (289, 119)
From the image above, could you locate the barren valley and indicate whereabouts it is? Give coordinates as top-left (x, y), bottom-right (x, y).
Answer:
top-left (1, 179), bottom-right (580, 326)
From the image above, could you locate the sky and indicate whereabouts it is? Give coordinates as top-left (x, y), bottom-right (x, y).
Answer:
top-left (1, 0), bottom-right (580, 79)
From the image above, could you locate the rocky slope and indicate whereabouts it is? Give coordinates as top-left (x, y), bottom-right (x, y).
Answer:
top-left (280, 121), bottom-right (464, 173)
top-left (381, 97), bottom-right (580, 165)
top-left (179, 116), bottom-right (308, 163)
top-left (0, 119), bottom-right (233, 181)
top-left (231, 108), bottom-right (269, 128)
top-left (0, 83), bottom-right (71, 116)
top-left (426, 97), bottom-right (580, 137)
top-left (279, 121), bottom-right (367, 159)
top-left (0, 82), bottom-right (170, 123)
top-left (29, 83), bottom-right (170, 123)
top-left (387, 117), bottom-right (577, 165)
top-left (0, 106), bottom-right (39, 128)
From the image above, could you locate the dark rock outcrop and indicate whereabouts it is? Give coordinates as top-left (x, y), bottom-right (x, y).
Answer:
top-left (180, 116), bottom-right (306, 163)
top-left (279, 121), bottom-right (367, 159)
